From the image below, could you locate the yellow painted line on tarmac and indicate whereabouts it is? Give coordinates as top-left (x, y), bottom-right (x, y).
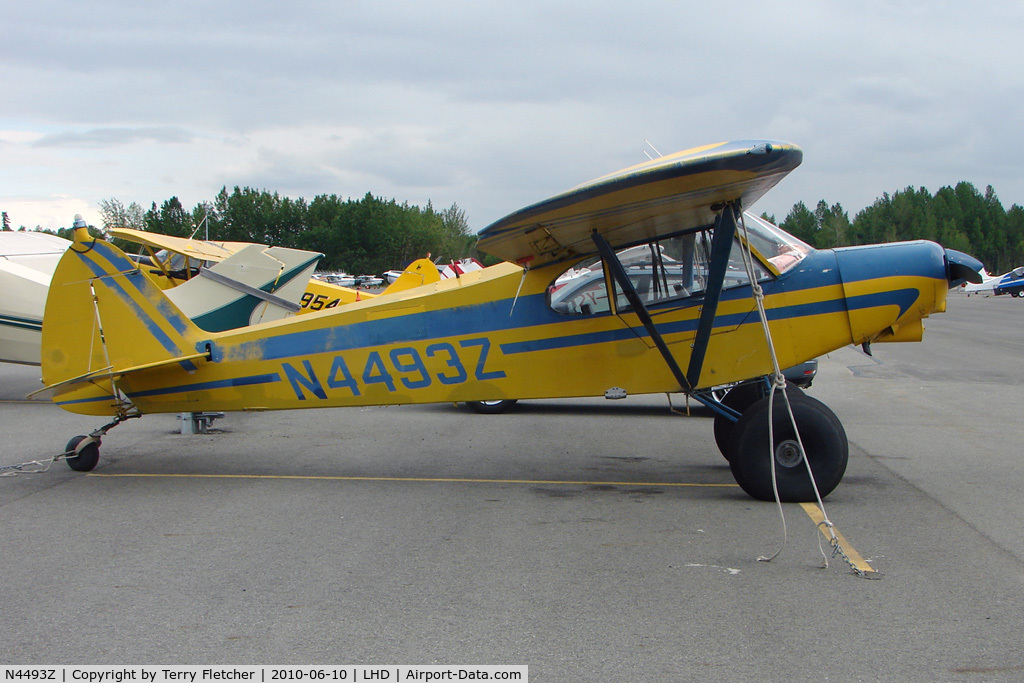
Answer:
top-left (800, 502), bottom-right (878, 575)
top-left (85, 475), bottom-right (874, 572)
top-left (88, 472), bottom-right (739, 488)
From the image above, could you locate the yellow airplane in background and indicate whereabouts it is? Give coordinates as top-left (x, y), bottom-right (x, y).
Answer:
top-left (109, 226), bottom-right (441, 329)
top-left (36, 140), bottom-right (982, 501)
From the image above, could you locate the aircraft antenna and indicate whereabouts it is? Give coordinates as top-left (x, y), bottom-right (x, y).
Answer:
top-left (644, 139), bottom-right (663, 159)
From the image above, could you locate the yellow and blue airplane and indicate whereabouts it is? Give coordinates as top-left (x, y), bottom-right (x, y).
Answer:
top-left (36, 140), bottom-right (982, 501)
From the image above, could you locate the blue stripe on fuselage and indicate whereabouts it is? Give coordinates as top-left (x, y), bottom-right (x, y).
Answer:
top-left (497, 288), bottom-right (919, 355)
top-left (212, 296), bottom-right (563, 362)
top-left (54, 373), bottom-right (282, 407)
top-left (208, 247), bottom-right (925, 363)
top-left (125, 372), bottom-right (282, 399)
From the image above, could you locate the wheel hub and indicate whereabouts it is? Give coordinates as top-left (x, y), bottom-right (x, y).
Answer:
top-left (774, 439), bottom-right (804, 468)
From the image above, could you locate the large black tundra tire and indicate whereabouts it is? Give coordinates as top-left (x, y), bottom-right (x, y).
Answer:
top-left (727, 394), bottom-right (847, 502)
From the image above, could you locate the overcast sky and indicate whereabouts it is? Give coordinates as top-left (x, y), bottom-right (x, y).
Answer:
top-left (3, 1), bottom-right (1023, 236)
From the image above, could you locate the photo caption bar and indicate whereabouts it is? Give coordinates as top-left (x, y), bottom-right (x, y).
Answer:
top-left (1, 667), bottom-right (528, 683)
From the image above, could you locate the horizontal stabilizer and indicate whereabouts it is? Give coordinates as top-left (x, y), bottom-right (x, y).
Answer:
top-left (29, 351), bottom-right (210, 399)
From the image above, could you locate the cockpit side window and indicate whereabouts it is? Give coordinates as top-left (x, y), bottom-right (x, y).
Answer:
top-left (548, 230), bottom-right (772, 316)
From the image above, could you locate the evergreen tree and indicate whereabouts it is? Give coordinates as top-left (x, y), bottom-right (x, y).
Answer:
top-left (77, 173), bottom-right (1024, 278)
top-left (145, 197), bottom-right (194, 238)
top-left (779, 201), bottom-right (819, 246)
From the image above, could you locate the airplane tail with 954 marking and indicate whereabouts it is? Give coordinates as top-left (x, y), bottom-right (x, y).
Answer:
top-left (37, 140), bottom-right (983, 501)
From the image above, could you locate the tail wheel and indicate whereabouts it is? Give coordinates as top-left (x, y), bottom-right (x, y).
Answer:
top-left (713, 383), bottom-right (804, 459)
top-left (466, 399), bottom-right (519, 414)
top-left (65, 435), bottom-right (100, 472)
top-left (727, 394), bottom-right (847, 502)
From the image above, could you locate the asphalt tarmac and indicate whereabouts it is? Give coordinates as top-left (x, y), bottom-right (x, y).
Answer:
top-left (2, 293), bottom-right (1023, 680)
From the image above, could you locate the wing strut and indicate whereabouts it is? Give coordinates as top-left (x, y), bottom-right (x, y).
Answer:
top-left (685, 203), bottom-right (739, 388)
top-left (592, 230), bottom-right (693, 394)
top-left (591, 202), bottom-right (740, 395)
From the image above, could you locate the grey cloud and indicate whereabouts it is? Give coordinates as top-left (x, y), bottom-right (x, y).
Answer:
top-left (33, 127), bottom-right (194, 148)
top-left (5, 0), bottom-right (1024, 232)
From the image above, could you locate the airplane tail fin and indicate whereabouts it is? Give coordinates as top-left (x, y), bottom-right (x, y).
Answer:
top-left (382, 258), bottom-right (441, 295)
top-left (40, 226), bottom-right (208, 416)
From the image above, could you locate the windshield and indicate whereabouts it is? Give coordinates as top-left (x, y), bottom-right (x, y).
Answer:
top-left (740, 212), bottom-right (811, 274)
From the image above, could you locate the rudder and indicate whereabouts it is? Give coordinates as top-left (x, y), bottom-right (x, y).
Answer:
top-left (41, 227), bottom-right (204, 415)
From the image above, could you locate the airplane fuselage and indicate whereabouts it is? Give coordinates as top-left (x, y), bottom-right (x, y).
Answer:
top-left (45, 237), bottom-right (951, 417)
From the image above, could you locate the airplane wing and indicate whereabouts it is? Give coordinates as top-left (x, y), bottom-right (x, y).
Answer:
top-left (111, 228), bottom-right (257, 263)
top-left (476, 140), bottom-right (802, 267)
top-left (1, 231), bottom-right (71, 256)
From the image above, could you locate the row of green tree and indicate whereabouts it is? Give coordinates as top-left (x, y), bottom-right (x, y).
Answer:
top-left (6, 179), bottom-right (1024, 275)
top-left (771, 182), bottom-right (1024, 275)
top-left (89, 187), bottom-right (479, 277)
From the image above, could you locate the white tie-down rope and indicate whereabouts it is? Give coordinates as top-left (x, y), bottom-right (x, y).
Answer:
top-left (733, 210), bottom-right (839, 569)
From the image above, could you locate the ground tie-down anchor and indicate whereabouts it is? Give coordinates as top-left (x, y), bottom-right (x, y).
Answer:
top-left (814, 517), bottom-right (882, 579)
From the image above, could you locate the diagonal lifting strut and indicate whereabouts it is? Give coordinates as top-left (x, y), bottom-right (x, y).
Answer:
top-left (591, 203), bottom-right (740, 407)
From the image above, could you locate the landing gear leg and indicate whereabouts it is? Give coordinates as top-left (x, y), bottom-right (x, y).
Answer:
top-left (712, 381), bottom-right (805, 459)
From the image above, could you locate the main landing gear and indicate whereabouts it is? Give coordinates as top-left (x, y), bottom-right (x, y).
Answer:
top-left (706, 382), bottom-right (848, 502)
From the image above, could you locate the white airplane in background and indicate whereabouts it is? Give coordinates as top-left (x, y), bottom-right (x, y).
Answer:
top-left (0, 230), bottom-right (72, 365)
top-left (962, 266), bottom-right (1024, 297)
top-left (962, 268), bottom-right (999, 296)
